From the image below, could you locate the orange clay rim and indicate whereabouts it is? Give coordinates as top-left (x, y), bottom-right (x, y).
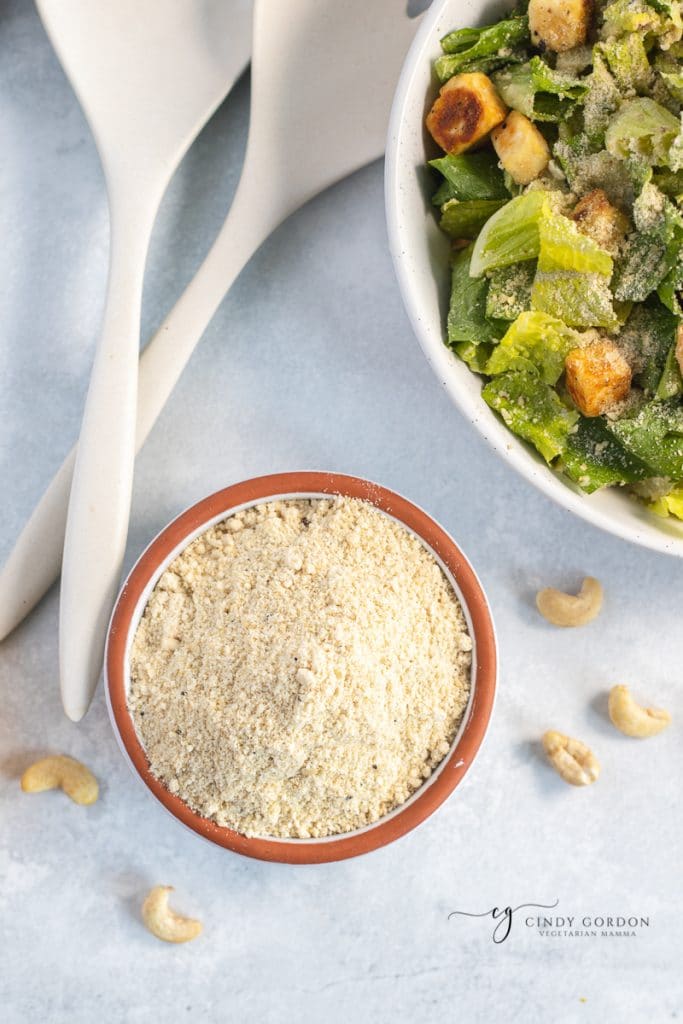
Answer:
top-left (105, 472), bottom-right (497, 864)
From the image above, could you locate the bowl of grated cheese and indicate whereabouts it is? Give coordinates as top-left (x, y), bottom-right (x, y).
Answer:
top-left (105, 472), bottom-right (496, 863)
top-left (386, 0), bottom-right (683, 557)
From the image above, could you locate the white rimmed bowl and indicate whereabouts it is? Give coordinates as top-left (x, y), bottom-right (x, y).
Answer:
top-left (385, 0), bottom-right (683, 557)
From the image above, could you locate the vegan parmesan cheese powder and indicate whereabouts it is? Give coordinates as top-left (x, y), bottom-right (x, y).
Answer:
top-left (128, 497), bottom-right (472, 838)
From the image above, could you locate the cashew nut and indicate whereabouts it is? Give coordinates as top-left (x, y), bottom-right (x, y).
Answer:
top-left (142, 886), bottom-right (202, 944)
top-left (608, 685), bottom-right (671, 738)
top-left (20, 755), bottom-right (98, 805)
top-left (542, 730), bottom-right (600, 786)
top-left (536, 577), bottom-right (603, 627)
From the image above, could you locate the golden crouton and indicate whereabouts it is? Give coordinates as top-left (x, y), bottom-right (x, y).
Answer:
top-left (565, 340), bottom-right (632, 417)
top-left (570, 189), bottom-right (629, 256)
top-left (528, 0), bottom-right (592, 52)
top-left (426, 72), bottom-right (507, 155)
top-left (491, 110), bottom-right (550, 185)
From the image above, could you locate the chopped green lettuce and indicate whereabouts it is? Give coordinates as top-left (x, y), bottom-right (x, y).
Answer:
top-left (435, 16), bottom-right (529, 82)
top-left (482, 371), bottom-right (579, 462)
top-left (601, 0), bottom-right (682, 48)
top-left (562, 416), bottom-right (654, 492)
top-left (530, 208), bottom-right (616, 328)
top-left (447, 245), bottom-right (501, 347)
top-left (613, 186), bottom-right (683, 301)
top-left (649, 485), bottom-right (683, 517)
top-left (601, 0), bottom-right (663, 37)
top-left (485, 311), bottom-right (579, 383)
top-left (618, 300), bottom-right (679, 392)
top-left (554, 138), bottom-right (633, 204)
top-left (430, 152), bottom-right (508, 206)
top-left (657, 341), bottom-right (683, 397)
top-left (605, 98), bottom-right (680, 165)
top-left (494, 57), bottom-right (588, 122)
top-left (599, 35), bottom-right (653, 94)
top-left (485, 262), bottom-right (536, 321)
top-left (655, 57), bottom-right (683, 104)
top-left (470, 192), bottom-right (547, 278)
top-left (429, 3), bottom-right (683, 517)
top-left (439, 198), bottom-right (508, 239)
top-left (666, 114), bottom-right (683, 170)
top-left (647, 0), bottom-right (683, 49)
top-left (652, 167), bottom-right (683, 201)
top-left (535, 208), bottom-right (614, 276)
top-left (532, 274), bottom-right (618, 327)
top-left (607, 398), bottom-right (683, 478)
top-left (657, 257), bottom-right (683, 311)
top-left (454, 340), bottom-right (494, 373)
top-left (582, 53), bottom-right (622, 149)
top-left (614, 233), bottom-right (676, 300)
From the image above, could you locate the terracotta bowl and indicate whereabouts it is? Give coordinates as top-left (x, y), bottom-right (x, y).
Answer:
top-left (106, 472), bottom-right (497, 863)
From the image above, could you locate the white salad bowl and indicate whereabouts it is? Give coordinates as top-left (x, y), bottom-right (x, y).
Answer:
top-left (385, 0), bottom-right (683, 558)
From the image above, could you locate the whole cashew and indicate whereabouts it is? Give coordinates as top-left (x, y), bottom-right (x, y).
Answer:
top-left (142, 886), bottom-right (202, 944)
top-left (20, 755), bottom-right (98, 805)
top-left (542, 730), bottom-right (600, 786)
top-left (608, 685), bottom-right (671, 738)
top-left (536, 577), bottom-right (603, 627)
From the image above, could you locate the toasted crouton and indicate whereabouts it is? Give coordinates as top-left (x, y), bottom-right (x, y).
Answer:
top-left (571, 189), bottom-right (629, 256)
top-left (426, 72), bottom-right (507, 155)
top-left (491, 110), bottom-right (550, 185)
top-left (565, 340), bottom-right (632, 417)
top-left (528, 0), bottom-right (592, 53)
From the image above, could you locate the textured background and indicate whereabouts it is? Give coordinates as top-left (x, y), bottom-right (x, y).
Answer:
top-left (1, 2), bottom-right (681, 1021)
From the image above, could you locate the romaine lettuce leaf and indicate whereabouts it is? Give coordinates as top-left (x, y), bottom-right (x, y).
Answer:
top-left (599, 35), bottom-right (653, 94)
top-left (447, 244), bottom-right (501, 347)
top-left (656, 340), bottom-right (683, 397)
top-left (601, 0), bottom-right (682, 48)
top-left (470, 192), bottom-right (547, 278)
top-left (535, 208), bottom-right (614, 276)
top-left (657, 256), bottom-right (683, 311)
top-left (601, 0), bottom-right (663, 37)
top-left (646, 0), bottom-right (683, 49)
top-left (562, 416), bottom-right (654, 492)
top-left (618, 300), bottom-right (679, 393)
top-left (582, 52), bottom-right (621, 149)
top-left (439, 198), bottom-right (508, 239)
top-left (666, 113), bottom-right (683, 170)
top-left (493, 56), bottom-right (589, 123)
top-left (530, 207), bottom-right (617, 328)
top-left (532, 274), bottom-right (618, 328)
top-left (554, 137), bottom-right (633, 205)
top-left (606, 397), bottom-right (683, 478)
top-left (435, 16), bottom-right (530, 82)
top-left (649, 485), bottom-right (683, 517)
top-left (652, 167), bottom-right (683, 201)
top-left (454, 340), bottom-right (494, 373)
top-left (482, 371), bottom-right (579, 462)
top-left (613, 186), bottom-right (683, 301)
top-left (655, 57), bottom-right (683, 104)
top-left (430, 152), bottom-right (508, 206)
top-left (614, 232), bottom-right (676, 300)
top-left (485, 311), bottom-right (580, 383)
top-left (485, 262), bottom-right (536, 321)
top-left (605, 98), bottom-right (680, 165)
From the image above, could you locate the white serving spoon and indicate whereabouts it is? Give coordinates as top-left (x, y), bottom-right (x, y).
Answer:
top-left (32, 0), bottom-right (251, 720)
top-left (1, 0), bottom-right (422, 720)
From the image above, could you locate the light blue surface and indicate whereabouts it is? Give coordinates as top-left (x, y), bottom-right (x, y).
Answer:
top-left (1, 3), bottom-right (681, 1022)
